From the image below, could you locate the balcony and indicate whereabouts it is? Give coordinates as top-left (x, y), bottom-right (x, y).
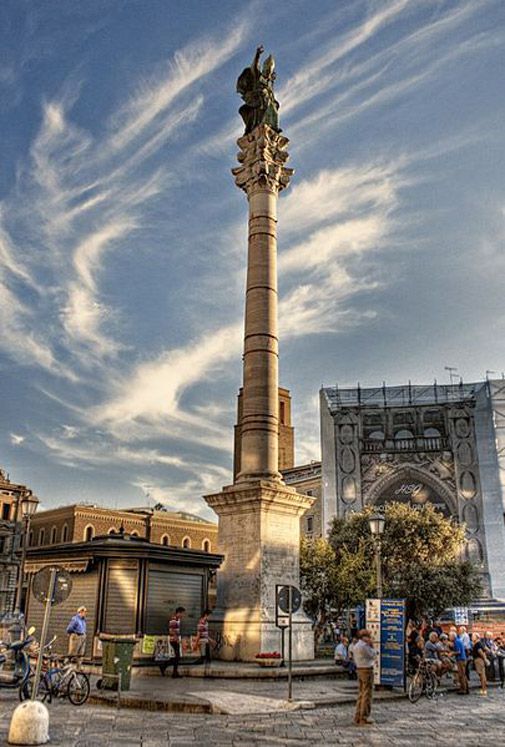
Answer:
top-left (362, 436), bottom-right (448, 453)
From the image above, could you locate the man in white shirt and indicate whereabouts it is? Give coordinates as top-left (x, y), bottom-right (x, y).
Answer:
top-left (353, 629), bottom-right (377, 726)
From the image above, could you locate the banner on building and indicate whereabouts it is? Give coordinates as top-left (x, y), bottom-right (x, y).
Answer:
top-left (366, 598), bottom-right (405, 688)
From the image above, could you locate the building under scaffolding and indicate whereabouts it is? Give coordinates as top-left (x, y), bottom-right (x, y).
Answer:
top-left (320, 379), bottom-right (505, 604)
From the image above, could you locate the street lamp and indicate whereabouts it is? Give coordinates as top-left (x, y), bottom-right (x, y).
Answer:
top-left (13, 492), bottom-right (38, 614)
top-left (368, 513), bottom-right (385, 599)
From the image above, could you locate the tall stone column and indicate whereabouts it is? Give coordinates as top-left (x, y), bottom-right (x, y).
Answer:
top-left (234, 125), bottom-right (292, 483)
top-left (204, 125), bottom-right (314, 661)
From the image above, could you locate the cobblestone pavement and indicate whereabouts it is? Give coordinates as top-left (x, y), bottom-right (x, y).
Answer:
top-left (1, 687), bottom-right (504, 746)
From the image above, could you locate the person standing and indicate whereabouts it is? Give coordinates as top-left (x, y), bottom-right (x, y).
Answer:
top-left (483, 631), bottom-right (497, 682)
top-left (169, 606), bottom-right (186, 678)
top-left (194, 609), bottom-right (213, 669)
top-left (450, 630), bottom-right (469, 694)
top-left (353, 629), bottom-right (377, 726)
top-left (459, 625), bottom-right (472, 679)
top-left (472, 632), bottom-right (489, 695)
top-left (66, 606), bottom-right (87, 669)
top-left (495, 636), bottom-right (505, 688)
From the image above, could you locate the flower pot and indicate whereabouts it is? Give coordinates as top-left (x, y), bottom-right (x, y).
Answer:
top-left (256, 658), bottom-right (282, 668)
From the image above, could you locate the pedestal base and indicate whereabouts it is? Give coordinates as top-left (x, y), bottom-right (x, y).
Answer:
top-left (204, 480), bottom-right (314, 662)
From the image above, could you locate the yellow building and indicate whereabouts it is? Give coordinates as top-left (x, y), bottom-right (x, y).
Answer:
top-left (28, 504), bottom-right (218, 553)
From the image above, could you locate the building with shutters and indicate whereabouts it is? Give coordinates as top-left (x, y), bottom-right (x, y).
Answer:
top-left (320, 379), bottom-right (505, 605)
top-left (24, 532), bottom-right (223, 661)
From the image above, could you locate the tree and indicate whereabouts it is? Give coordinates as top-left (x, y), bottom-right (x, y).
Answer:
top-left (300, 537), bottom-right (374, 643)
top-left (300, 503), bottom-right (482, 634)
top-left (328, 503), bottom-right (481, 620)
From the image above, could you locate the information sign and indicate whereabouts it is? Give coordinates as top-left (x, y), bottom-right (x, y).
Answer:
top-left (366, 598), bottom-right (405, 688)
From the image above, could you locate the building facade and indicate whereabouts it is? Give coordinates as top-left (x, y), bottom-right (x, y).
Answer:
top-left (320, 380), bottom-right (505, 601)
top-left (28, 504), bottom-right (218, 553)
top-left (282, 462), bottom-right (322, 539)
top-left (0, 469), bottom-right (37, 615)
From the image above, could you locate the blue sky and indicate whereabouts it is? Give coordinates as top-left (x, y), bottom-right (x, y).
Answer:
top-left (1, 0), bottom-right (504, 518)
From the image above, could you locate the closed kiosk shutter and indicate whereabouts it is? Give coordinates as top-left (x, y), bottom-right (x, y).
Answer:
top-left (103, 561), bottom-right (138, 634)
top-left (26, 570), bottom-right (98, 658)
top-left (145, 570), bottom-right (203, 636)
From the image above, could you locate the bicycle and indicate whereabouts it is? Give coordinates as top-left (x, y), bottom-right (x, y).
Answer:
top-left (408, 656), bottom-right (438, 702)
top-left (21, 646), bottom-right (90, 706)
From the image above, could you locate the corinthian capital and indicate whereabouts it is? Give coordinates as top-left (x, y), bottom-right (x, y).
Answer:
top-left (232, 124), bottom-right (294, 196)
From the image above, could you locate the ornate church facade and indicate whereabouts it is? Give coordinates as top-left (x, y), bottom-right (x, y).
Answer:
top-left (320, 379), bottom-right (505, 601)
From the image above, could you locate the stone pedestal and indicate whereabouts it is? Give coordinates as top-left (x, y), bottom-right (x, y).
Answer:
top-left (205, 480), bottom-right (314, 661)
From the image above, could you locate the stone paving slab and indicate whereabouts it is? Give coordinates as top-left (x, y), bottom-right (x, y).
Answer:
top-left (186, 689), bottom-right (316, 715)
top-left (1, 688), bottom-right (505, 745)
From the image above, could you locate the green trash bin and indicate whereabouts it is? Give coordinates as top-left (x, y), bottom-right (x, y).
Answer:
top-left (99, 634), bottom-right (137, 691)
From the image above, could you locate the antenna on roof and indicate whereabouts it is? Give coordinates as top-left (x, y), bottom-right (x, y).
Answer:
top-left (357, 382), bottom-right (361, 405)
top-left (408, 380), bottom-right (412, 405)
top-left (382, 381), bottom-right (387, 407)
top-left (434, 379), bottom-right (438, 404)
top-left (444, 366), bottom-right (458, 385)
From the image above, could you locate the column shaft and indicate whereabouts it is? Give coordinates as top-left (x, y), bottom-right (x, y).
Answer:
top-left (238, 188), bottom-right (280, 481)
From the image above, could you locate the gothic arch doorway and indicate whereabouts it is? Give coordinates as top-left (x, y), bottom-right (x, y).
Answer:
top-left (365, 465), bottom-right (457, 518)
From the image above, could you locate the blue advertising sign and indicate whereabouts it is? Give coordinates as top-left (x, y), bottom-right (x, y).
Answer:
top-left (379, 599), bottom-right (405, 687)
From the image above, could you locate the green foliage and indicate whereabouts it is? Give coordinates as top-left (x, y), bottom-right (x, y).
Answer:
top-left (300, 502), bottom-right (482, 625)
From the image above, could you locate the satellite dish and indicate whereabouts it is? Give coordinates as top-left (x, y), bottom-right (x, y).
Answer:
top-left (32, 566), bottom-right (72, 606)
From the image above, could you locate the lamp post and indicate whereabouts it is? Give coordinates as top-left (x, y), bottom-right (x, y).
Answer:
top-left (13, 492), bottom-right (38, 614)
top-left (368, 513), bottom-right (385, 599)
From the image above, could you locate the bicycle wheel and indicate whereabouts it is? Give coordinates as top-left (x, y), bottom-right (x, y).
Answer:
top-left (19, 675), bottom-right (52, 703)
top-left (425, 669), bottom-right (438, 699)
top-left (408, 671), bottom-right (424, 703)
top-left (67, 671), bottom-right (90, 705)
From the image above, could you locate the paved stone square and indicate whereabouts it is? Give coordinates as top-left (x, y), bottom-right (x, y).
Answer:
top-left (1, 687), bottom-right (504, 746)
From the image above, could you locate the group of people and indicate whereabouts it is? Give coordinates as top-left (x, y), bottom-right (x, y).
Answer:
top-left (408, 619), bottom-right (505, 695)
top-left (65, 605), bottom-right (214, 678)
top-left (168, 607), bottom-right (213, 678)
top-left (334, 634), bottom-right (358, 678)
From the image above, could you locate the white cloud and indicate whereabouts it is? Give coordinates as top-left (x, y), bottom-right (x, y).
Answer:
top-left (10, 434), bottom-right (25, 446)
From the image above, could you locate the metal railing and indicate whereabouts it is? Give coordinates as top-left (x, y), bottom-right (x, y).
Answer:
top-left (362, 436), bottom-right (448, 453)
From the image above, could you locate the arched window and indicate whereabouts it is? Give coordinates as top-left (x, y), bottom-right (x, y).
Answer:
top-left (28, 530), bottom-right (34, 547)
top-left (130, 530), bottom-right (139, 537)
top-left (368, 430), bottom-right (385, 441)
top-left (50, 526), bottom-right (57, 544)
top-left (38, 528), bottom-right (45, 546)
top-left (182, 536), bottom-right (191, 549)
top-left (108, 527), bottom-right (116, 535)
top-left (394, 429), bottom-right (414, 440)
top-left (161, 534), bottom-right (170, 546)
top-left (83, 524), bottom-right (95, 542)
top-left (424, 427), bottom-right (441, 438)
top-left (202, 539), bottom-right (211, 552)
top-left (61, 524), bottom-right (68, 543)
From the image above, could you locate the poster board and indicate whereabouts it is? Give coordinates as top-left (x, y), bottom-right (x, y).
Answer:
top-left (366, 598), bottom-right (405, 688)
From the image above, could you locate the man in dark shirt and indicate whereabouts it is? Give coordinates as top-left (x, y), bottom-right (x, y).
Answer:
top-left (169, 606), bottom-right (185, 678)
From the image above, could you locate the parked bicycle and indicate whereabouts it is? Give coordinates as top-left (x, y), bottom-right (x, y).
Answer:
top-left (408, 656), bottom-right (439, 703)
top-left (20, 639), bottom-right (90, 706)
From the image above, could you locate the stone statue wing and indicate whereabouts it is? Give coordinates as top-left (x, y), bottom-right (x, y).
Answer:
top-left (237, 67), bottom-right (255, 97)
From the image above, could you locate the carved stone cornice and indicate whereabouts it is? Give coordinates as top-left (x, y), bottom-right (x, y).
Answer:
top-left (232, 124), bottom-right (293, 196)
top-left (205, 479), bottom-right (313, 518)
